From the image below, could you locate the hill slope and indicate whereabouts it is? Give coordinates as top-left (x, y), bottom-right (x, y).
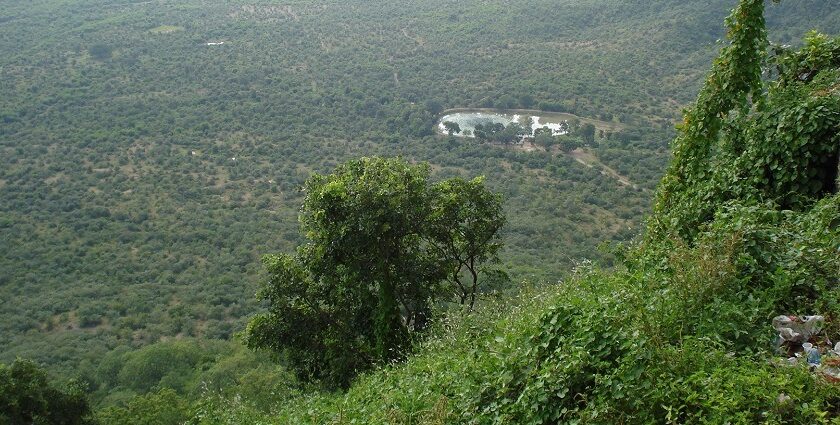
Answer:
top-left (1, 0), bottom-right (838, 385)
top-left (176, 1), bottom-right (840, 423)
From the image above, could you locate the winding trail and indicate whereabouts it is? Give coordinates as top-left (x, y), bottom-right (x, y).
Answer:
top-left (568, 148), bottom-right (640, 190)
top-left (512, 142), bottom-right (645, 191)
top-left (401, 28), bottom-right (425, 46)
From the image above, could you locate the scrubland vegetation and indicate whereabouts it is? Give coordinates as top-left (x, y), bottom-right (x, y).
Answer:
top-left (1, 0), bottom-right (839, 423)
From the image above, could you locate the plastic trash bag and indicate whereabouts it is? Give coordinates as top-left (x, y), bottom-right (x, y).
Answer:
top-left (772, 315), bottom-right (825, 343)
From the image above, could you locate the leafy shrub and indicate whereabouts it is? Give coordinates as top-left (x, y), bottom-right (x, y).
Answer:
top-left (96, 389), bottom-right (190, 425)
top-left (0, 359), bottom-right (93, 425)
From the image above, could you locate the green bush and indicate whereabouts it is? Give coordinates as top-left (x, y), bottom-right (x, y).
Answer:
top-left (96, 389), bottom-right (190, 425)
top-left (0, 359), bottom-right (93, 425)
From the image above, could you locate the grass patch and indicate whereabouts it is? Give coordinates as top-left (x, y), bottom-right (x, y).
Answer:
top-left (149, 25), bottom-right (184, 34)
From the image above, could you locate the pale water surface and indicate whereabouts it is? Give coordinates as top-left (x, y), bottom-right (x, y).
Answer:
top-left (438, 111), bottom-right (568, 137)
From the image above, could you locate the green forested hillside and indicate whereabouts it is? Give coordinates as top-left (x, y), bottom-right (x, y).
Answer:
top-left (1, 0), bottom-right (838, 419)
top-left (180, 1), bottom-right (840, 422)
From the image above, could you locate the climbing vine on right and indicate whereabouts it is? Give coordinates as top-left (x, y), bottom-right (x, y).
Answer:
top-left (647, 0), bottom-right (840, 244)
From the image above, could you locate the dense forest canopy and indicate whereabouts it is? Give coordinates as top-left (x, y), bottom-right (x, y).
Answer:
top-left (0, 0), bottom-right (838, 420)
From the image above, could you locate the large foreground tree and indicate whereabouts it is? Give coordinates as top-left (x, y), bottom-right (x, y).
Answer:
top-left (428, 176), bottom-right (506, 310)
top-left (245, 157), bottom-right (505, 388)
top-left (0, 359), bottom-right (93, 425)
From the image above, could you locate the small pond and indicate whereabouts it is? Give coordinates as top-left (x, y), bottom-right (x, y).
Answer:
top-left (437, 110), bottom-right (569, 137)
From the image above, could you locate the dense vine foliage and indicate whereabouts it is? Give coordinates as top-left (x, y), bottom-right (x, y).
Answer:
top-left (650, 0), bottom-right (839, 242)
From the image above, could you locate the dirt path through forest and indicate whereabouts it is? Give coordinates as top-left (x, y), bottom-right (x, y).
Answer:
top-left (512, 142), bottom-right (644, 190)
